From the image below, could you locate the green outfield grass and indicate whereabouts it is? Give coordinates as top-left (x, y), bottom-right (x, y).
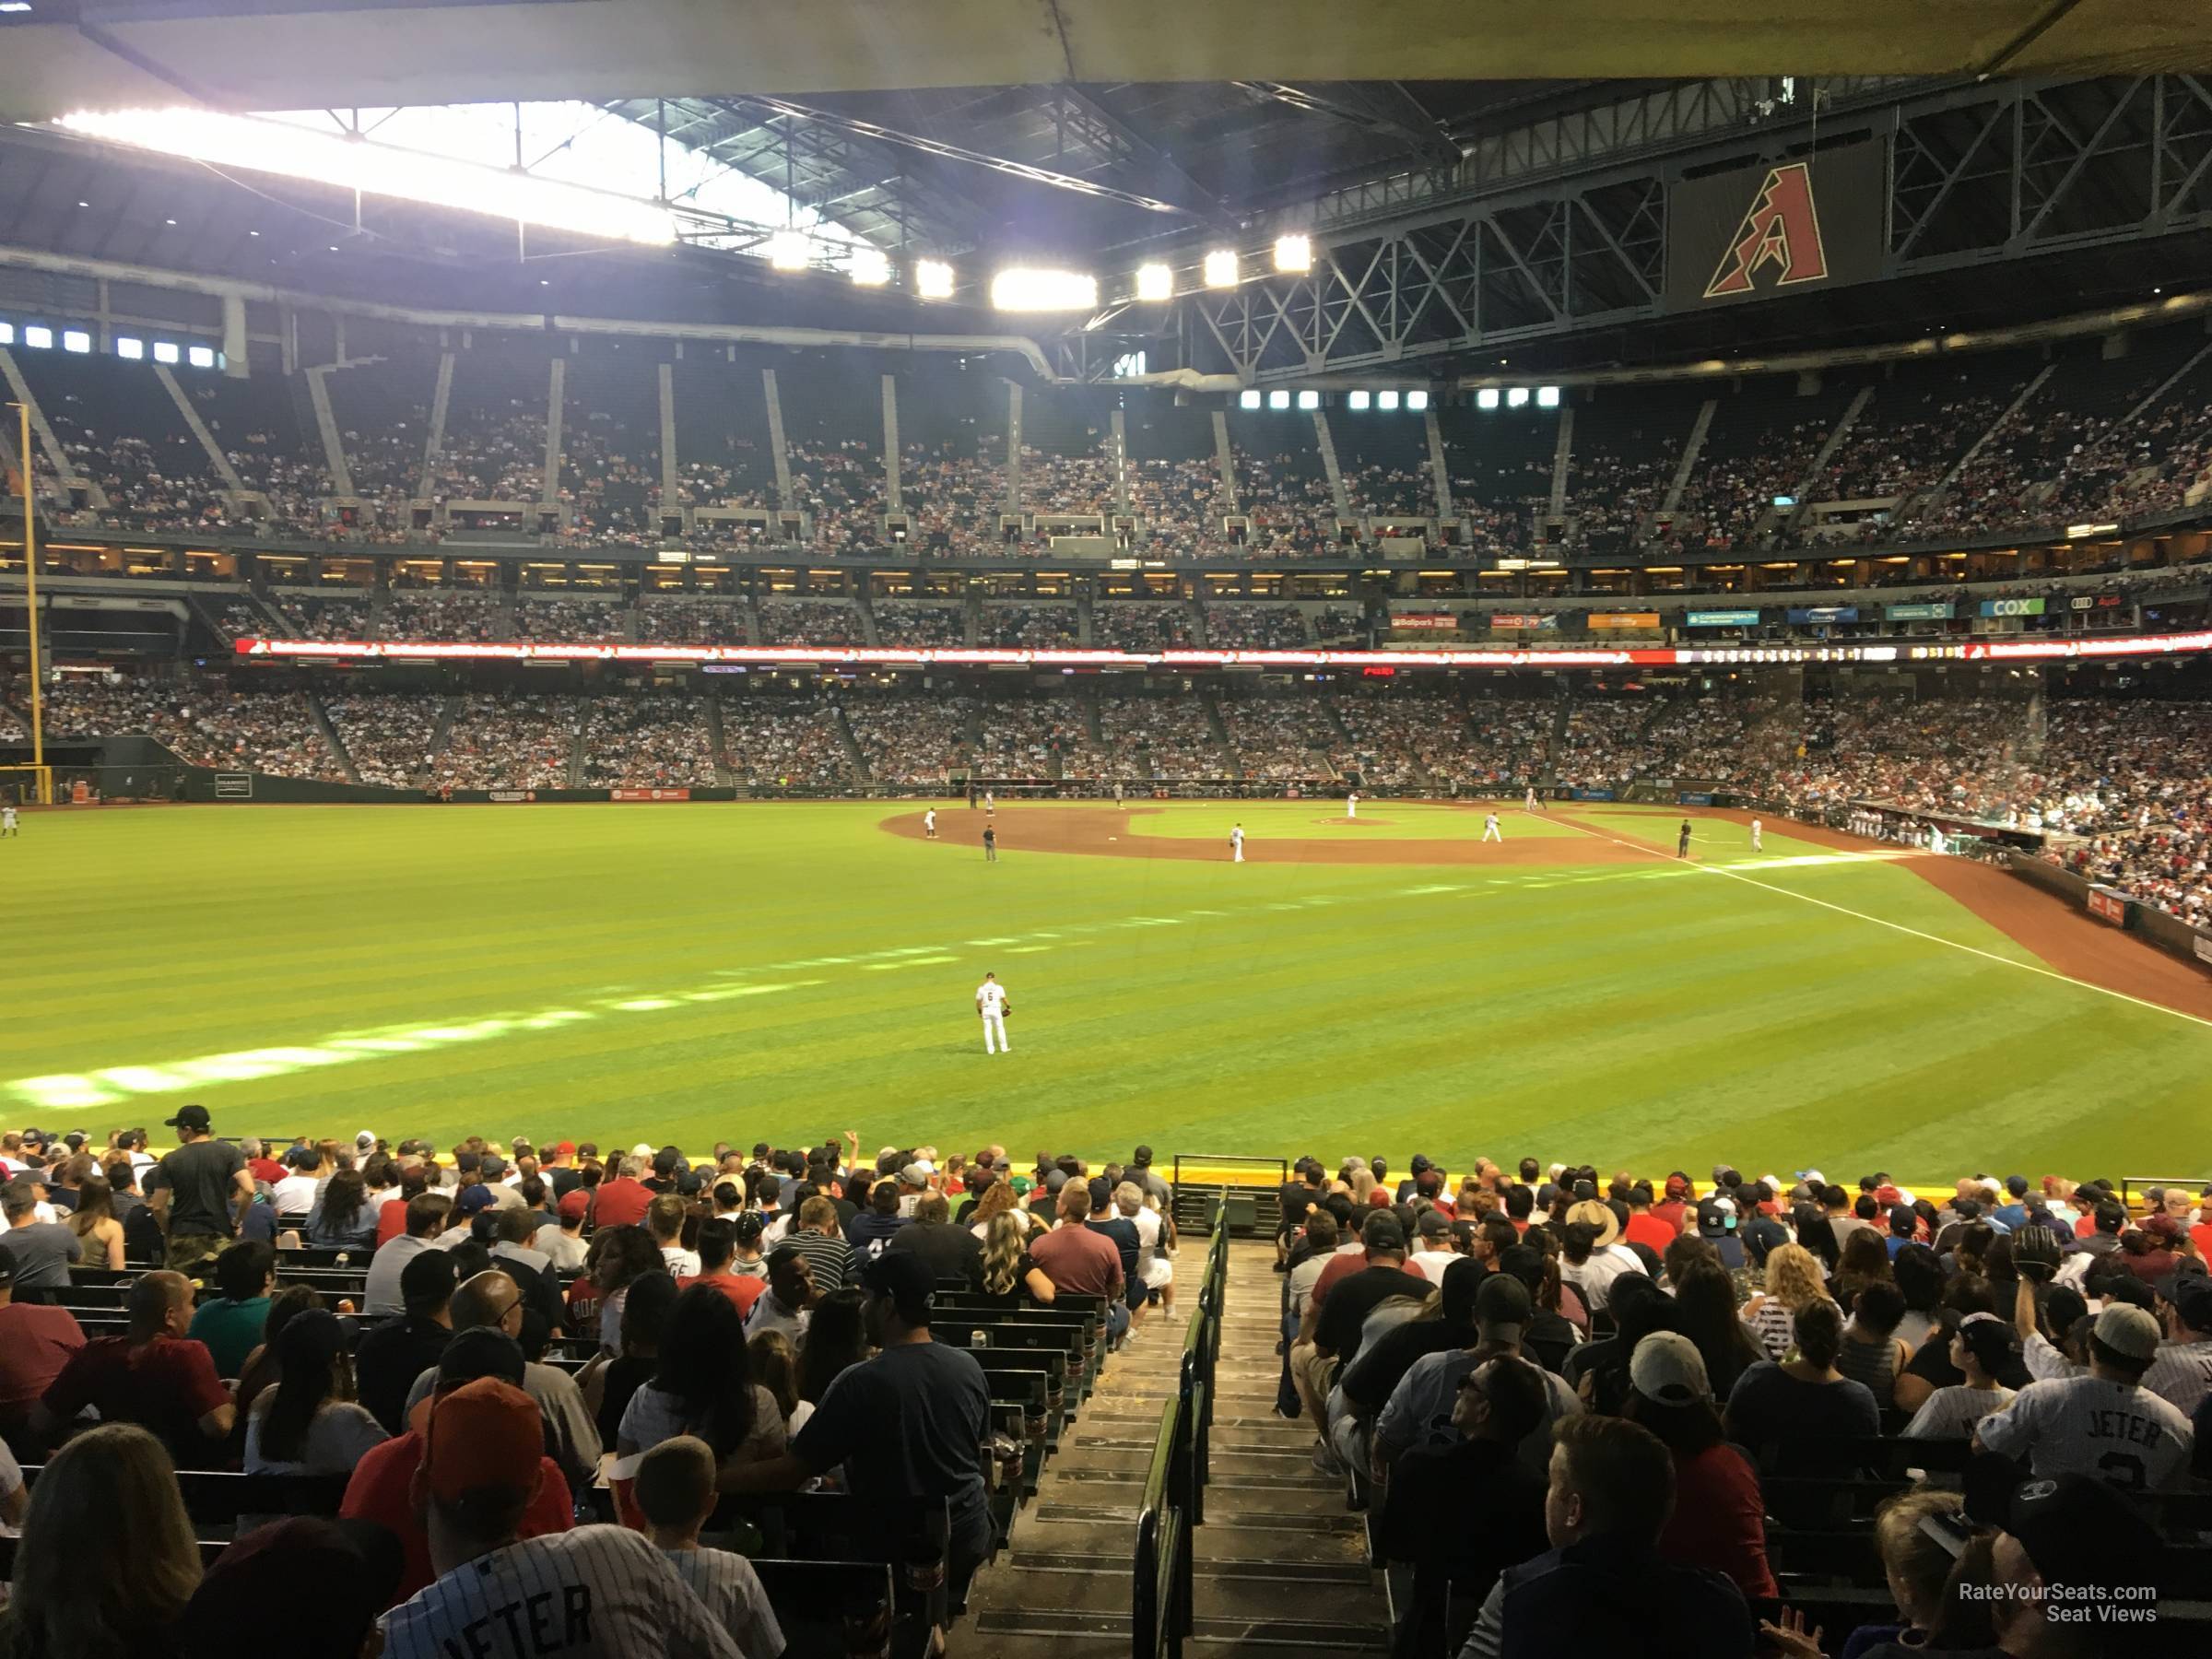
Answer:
top-left (6, 800), bottom-right (2207, 1178)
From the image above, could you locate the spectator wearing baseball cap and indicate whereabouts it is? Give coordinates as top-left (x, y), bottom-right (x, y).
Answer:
top-left (531, 1186), bottom-right (591, 1273)
top-left (727, 1250), bottom-right (997, 1622)
top-left (376, 1376), bottom-right (739, 1658)
top-left (342, 1329), bottom-right (573, 1605)
top-left (1972, 1302), bottom-right (2194, 1488)
top-left (354, 1250), bottom-right (459, 1434)
top-left (1461, 1414), bottom-right (1754, 1659)
top-left (1901, 1312), bottom-right (2020, 1441)
top-left (148, 1104), bottom-right (254, 1275)
top-left (1623, 1331), bottom-right (1777, 1603)
top-left (179, 1516), bottom-right (400, 1659)
top-left (1693, 1193), bottom-right (1746, 1269)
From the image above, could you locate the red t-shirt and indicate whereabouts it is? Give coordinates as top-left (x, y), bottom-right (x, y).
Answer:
top-left (675, 1272), bottom-right (766, 1319)
top-left (375, 1196), bottom-right (408, 1247)
top-left (1652, 1200), bottom-right (1689, 1236)
top-left (2193, 1221), bottom-right (2212, 1261)
top-left (248, 1158), bottom-right (286, 1187)
top-left (1659, 1442), bottom-right (1778, 1602)
top-left (0, 1303), bottom-right (85, 1413)
top-left (1624, 1213), bottom-right (1679, 1253)
top-left (341, 1430), bottom-right (573, 1603)
top-left (593, 1179), bottom-right (653, 1230)
top-left (42, 1335), bottom-right (230, 1460)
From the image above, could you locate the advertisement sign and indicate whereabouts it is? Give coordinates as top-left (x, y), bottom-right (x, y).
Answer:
top-left (1391, 613), bottom-right (1461, 630)
top-left (2069, 594), bottom-right (2124, 611)
top-left (1570, 788), bottom-right (1618, 802)
top-left (1589, 612), bottom-right (1662, 631)
top-left (1786, 605), bottom-right (1859, 624)
top-left (1687, 609), bottom-right (1761, 627)
top-left (1666, 140), bottom-right (1886, 309)
top-left (1489, 613), bottom-right (1560, 631)
top-left (610, 788), bottom-right (693, 802)
top-left (488, 790), bottom-right (535, 803)
top-left (2087, 887), bottom-right (2129, 925)
top-left (1678, 792), bottom-right (1715, 806)
top-left (1980, 597), bottom-right (2047, 618)
top-left (1885, 602), bottom-right (1955, 621)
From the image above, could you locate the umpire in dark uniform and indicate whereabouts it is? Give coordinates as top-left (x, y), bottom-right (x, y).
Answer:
top-left (1677, 819), bottom-right (1692, 858)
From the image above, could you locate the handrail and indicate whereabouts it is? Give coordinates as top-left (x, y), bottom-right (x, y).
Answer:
top-left (1131, 1224), bottom-right (1230, 1659)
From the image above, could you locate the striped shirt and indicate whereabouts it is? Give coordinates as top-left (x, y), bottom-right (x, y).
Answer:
top-left (380, 1524), bottom-right (743, 1659)
top-left (782, 1228), bottom-right (855, 1292)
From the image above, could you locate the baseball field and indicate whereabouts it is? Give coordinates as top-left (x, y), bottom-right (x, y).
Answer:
top-left (8, 798), bottom-right (2210, 1178)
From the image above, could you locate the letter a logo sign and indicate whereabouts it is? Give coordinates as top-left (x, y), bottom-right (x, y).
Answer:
top-left (1703, 161), bottom-right (1829, 299)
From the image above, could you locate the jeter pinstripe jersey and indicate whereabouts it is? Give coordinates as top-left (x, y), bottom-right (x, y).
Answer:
top-left (379, 1524), bottom-right (747, 1659)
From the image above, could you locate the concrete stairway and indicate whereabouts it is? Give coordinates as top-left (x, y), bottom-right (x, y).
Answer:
top-left (967, 1240), bottom-right (1387, 1657)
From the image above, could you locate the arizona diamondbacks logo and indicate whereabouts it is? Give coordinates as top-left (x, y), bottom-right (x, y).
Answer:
top-left (1704, 161), bottom-right (1830, 299)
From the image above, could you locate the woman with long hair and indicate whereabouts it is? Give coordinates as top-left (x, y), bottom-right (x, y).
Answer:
top-left (1667, 1260), bottom-right (1764, 1400)
top-left (233, 1285), bottom-right (325, 1426)
top-left (1739, 1242), bottom-right (1826, 1362)
top-left (616, 1283), bottom-right (786, 1474)
top-left (1831, 1226), bottom-right (1896, 1309)
top-left (747, 1328), bottom-right (812, 1436)
top-left (590, 1224), bottom-right (665, 1355)
top-left (978, 1211), bottom-right (1056, 1302)
top-left (594, 1268), bottom-right (679, 1447)
top-left (243, 1307), bottom-right (387, 1474)
top-left (798, 1286), bottom-right (871, 1405)
top-left (65, 1173), bottom-right (125, 1271)
top-left (0, 1424), bottom-right (200, 1659)
top-left (304, 1169), bottom-right (376, 1251)
top-left (966, 1178), bottom-right (1031, 1241)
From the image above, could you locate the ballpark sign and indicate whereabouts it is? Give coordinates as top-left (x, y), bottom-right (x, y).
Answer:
top-left (1667, 140), bottom-right (1883, 310)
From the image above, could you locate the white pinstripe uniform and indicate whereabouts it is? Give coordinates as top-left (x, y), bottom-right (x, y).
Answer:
top-left (978, 976), bottom-right (1010, 1054)
top-left (378, 1524), bottom-right (746, 1659)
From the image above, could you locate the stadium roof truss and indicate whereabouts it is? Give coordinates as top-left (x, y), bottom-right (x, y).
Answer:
top-left (1080, 75), bottom-right (2212, 384)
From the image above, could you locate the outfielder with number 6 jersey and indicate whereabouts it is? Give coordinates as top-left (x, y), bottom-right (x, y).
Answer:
top-left (976, 972), bottom-right (1011, 1055)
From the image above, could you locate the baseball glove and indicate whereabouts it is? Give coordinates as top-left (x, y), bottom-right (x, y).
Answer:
top-left (999, 1003), bottom-right (1013, 1018)
top-left (2012, 1223), bottom-right (2062, 1283)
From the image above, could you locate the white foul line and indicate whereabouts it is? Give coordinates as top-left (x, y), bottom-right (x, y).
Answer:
top-left (1535, 811), bottom-right (2212, 1033)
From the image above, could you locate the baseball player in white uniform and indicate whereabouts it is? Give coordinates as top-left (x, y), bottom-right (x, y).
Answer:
top-left (1230, 823), bottom-right (1245, 863)
top-left (1346, 791), bottom-right (1359, 820)
top-left (1524, 785), bottom-right (1538, 813)
top-left (1749, 818), bottom-right (1762, 852)
top-left (1482, 811), bottom-right (1502, 842)
top-left (983, 791), bottom-right (994, 816)
top-left (0, 805), bottom-right (16, 838)
top-left (977, 972), bottom-right (1011, 1054)
top-left (924, 807), bottom-right (937, 839)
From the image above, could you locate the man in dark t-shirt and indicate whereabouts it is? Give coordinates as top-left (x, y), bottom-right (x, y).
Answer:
top-left (1083, 1178), bottom-right (1142, 1309)
top-left (888, 1194), bottom-right (983, 1285)
top-left (726, 1253), bottom-right (995, 1617)
top-left (148, 1105), bottom-right (253, 1274)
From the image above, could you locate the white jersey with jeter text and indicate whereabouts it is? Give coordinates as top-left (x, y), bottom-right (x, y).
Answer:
top-left (978, 982), bottom-right (1006, 1015)
top-left (378, 1524), bottom-right (745, 1659)
top-left (1972, 1375), bottom-right (2194, 1492)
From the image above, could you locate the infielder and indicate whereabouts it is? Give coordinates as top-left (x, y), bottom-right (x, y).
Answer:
top-left (983, 791), bottom-right (994, 816)
top-left (1482, 811), bottom-right (1502, 843)
top-left (1749, 818), bottom-right (1762, 852)
top-left (1114, 782), bottom-right (1125, 808)
top-left (0, 805), bottom-right (16, 838)
top-left (1230, 823), bottom-right (1245, 863)
top-left (1346, 791), bottom-right (1359, 820)
top-left (977, 971), bottom-right (1011, 1054)
top-left (1524, 785), bottom-right (1539, 813)
top-left (924, 807), bottom-right (937, 840)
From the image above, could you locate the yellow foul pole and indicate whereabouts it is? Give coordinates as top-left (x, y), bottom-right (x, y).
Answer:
top-left (13, 401), bottom-right (42, 799)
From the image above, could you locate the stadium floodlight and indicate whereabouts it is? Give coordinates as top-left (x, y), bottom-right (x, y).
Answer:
top-left (1536, 385), bottom-right (1561, 408)
top-left (767, 229), bottom-right (811, 271)
top-left (1506, 386), bottom-right (1530, 407)
top-left (1477, 388), bottom-right (1500, 410)
top-left (1347, 391), bottom-right (1371, 411)
top-left (23, 325), bottom-right (52, 349)
top-left (115, 336), bottom-right (143, 359)
top-left (849, 246), bottom-right (890, 288)
top-left (1377, 390), bottom-right (1400, 411)
top-left (62, 329), bottom-right (90, 353)
top-left (1273, 234), bottom-right (1312, 273)
top-left (1238, 389), bottom-right (1261, 410)
top-left (153, 341), bottom-right (179, 363)
top-left (187, 345), bottom-right (216, 369)
top-left (0, 324), bottom-right (12, 346)
top-left (989, 268), bottom-right (1098, 312)
top-left (914, 259), bottom-right (956, 300)
top-left (56, 108), bottom-right (679, 246)
top-left (1134, 262), bottom-right (1174, 302)
top-left (1203, 249), bottom-right (1239, 288)
top-left (1267, 389), bottom-right (1290, 410)
top-left (1296, 390), bottom-right (1320, 411)
top-left (1406, 390), bottom-right (1430, 412)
